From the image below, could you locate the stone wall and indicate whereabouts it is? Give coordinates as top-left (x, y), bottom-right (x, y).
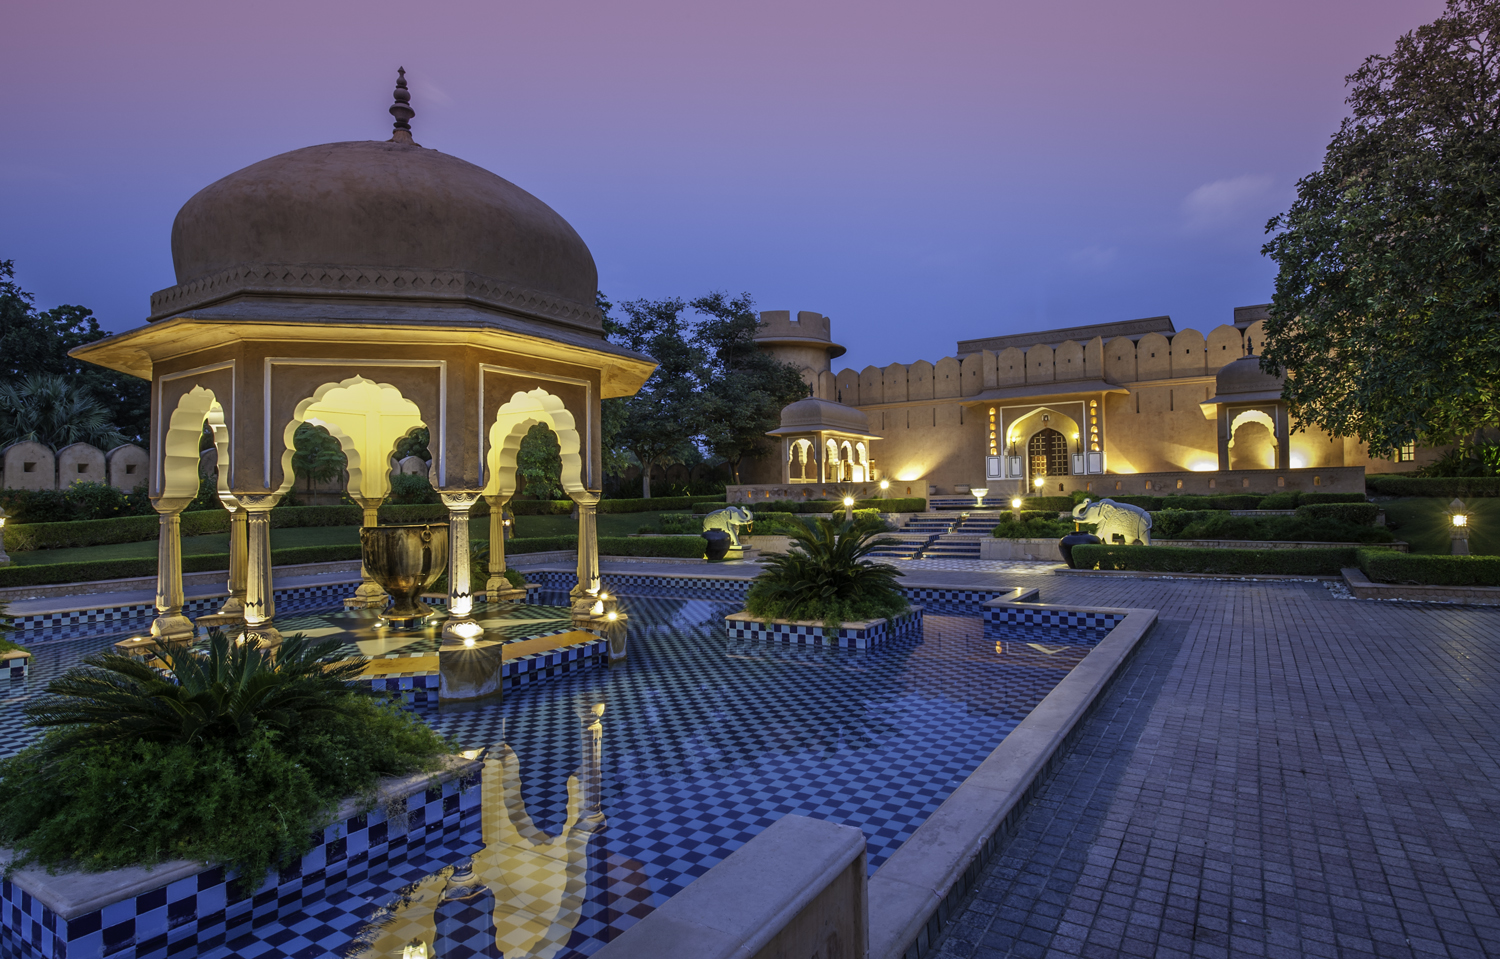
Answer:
top-left (0, 442), bottom-right (149, 491)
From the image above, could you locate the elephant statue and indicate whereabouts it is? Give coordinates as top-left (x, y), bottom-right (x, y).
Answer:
top-left (1072, 497), bottom-right (1153, 546)
top-left (702, 506), bottom-right (755, 549)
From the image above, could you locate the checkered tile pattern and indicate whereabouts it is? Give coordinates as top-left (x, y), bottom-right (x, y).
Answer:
top-left (982, 604), bottom-right (1124, 630)
top-left (724, 609), bottom-right (924, 649)
top-left (530, 570), bottom-right (753, 597)
top-left (0, 586), bottom-right (1116, 959)
top-left (1, 655), bottom-right (27, 680)
top-left (12, 582), bottom-right (359, 639)
top-left (0, 774), bottom-right (478, 959)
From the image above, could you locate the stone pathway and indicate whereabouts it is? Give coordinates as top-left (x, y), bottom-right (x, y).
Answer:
top-left (931, 571), bottom-right (1500, 959)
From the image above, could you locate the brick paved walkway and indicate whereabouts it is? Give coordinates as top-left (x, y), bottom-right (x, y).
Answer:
top-left (931, 574), bottom-right (1500, 959)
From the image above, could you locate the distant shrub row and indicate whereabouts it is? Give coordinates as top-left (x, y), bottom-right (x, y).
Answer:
top-left (1365, 474), bottom-right (1500, 498)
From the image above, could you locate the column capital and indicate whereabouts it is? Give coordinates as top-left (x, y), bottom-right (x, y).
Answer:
top-left (439, 490), bottom-right (484, 510)
top-left (236, 492), bottom-right (283, 512)
top-left (150, 496), bottom-right (194, 515)
top-left (568, 489), bottom-right (602, 508)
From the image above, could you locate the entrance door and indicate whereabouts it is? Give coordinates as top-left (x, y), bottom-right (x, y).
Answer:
top-left (1028, 428), bottom-right (1069, 480)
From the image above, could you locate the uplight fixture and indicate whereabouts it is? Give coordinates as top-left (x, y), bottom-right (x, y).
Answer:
top-left (1449, 498), bottom-right (1471, 555)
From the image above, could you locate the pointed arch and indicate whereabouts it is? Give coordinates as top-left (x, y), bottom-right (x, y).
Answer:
top-left (278, 375), bottom-right (426, 501)
top-left (485, 388), bottom-right (585, 497)
top-left (162, 386), bottom-right (229, 505)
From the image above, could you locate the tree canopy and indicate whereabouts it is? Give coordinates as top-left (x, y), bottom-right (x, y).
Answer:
top-left (0, 261), bottom-right (150, 446)
top-left (1261, 0), bottom-right (1500, 455)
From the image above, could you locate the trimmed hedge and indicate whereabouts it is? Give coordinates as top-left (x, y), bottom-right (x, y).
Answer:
top-left (496, 534), bottom-right (706, 558)
top-left (1295, 503), bottom-right (1380, 525)
top-left (1299, 492), bottom-right (1368, 504)
top-left (1367, 474), bottom-right (1500, 497)
top-left (1149, 509), bottom-right (1394, 544)
top-left (0, 544), bottom-right (363, 589)
top-left (1357, 549), bottom-right (1500, 586)
top-left (508, 499), bottom-right (575, 516)
top-left (693, 502), bottom-right (734, 514)
top-left (1161, 494), bottom-right (1263, 511)
top-left (505, 536), bottom-right (579, 554)
top-left (1070, 543), bottom-right (1361, 576)
top-left (1023, 496), bottom-right (1075, 512)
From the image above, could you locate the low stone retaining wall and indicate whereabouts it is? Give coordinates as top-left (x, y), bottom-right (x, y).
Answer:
top-left (0, 756), bottom-right (480, 959)
top-left (593, 815), bottom-right (868, 959)
top-left (981, 538), bottom-right (1063, 561)
top-left (1342, 567), bottom-right (1500, 605)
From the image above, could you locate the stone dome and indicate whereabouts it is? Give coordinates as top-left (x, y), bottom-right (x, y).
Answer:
top-left (150, 139), bottom-right (600, 331)
top-left (1214, 354), bottom-right (1285, 397)
top-left (772, 397), bottom-right (873, 435)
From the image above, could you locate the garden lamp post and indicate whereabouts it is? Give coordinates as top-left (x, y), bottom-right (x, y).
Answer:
top-left (1449, 498), bottom-right (1470, 555)
top-left (1011, 496), bottom-right (1023, 521)
top-left (843, 495), bottom-right (855, 522)
top-left (1033, 475), bottom-right (1045, 498)
top-left (879, 478), bottom-right (890, 499)
top-left (0, 506), bottom-right (8, 566)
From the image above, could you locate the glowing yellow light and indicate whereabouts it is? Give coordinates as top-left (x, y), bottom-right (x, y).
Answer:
top-left (1290, 453), bottom-right (1307, 469)
top-left (607, 611), bottom-right (619, 621)
top-left (403, 939), bottom-right (429, 959)
top-left (1188, 460), bottom-right (1216, 472)
top-left (879, 479), bottom-right (890, 489)
top-left (463, 636), bottom-right (476, 647)
top-left (451, 621), bottom-right (482, 640)
top-left (593, 702), bottom-right (606, 716)
top-left (1011, 497), bottom-right (1022, 508)
top-left (843, 496), bottom-right (854, 507)
top-left (1033, 477), bottom-right (1045, 489)
top-left (1453, 514), bottom-right (1468, 527)
top-left (994, 641), bottom-right (1004, 655)
top-left (598, 592), bottom-right (609, 601)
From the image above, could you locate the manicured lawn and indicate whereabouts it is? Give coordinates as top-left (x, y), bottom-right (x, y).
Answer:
top-left (7, 526), bottom-right (361, 566)
top-left (1380, 497), bottom-right (1500, 555)
top-left (6, 511), bottom-right (690, 567)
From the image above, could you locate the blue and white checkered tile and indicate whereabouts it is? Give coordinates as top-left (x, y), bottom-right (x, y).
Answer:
top-left (0, 588), bottom-right (1115, 958)
top-left (724, 609), bottom-right (924, 650)
top-left (11, 582), bottom-right (359, 641)
top-left (0, 773), bottom-right (479, 959)
top-left (983, 604), bottom-right (1124, 630)
top-left (530, 570), bottom-right (753, 598)
top-left (900, 587), bottom-right (1014, 611)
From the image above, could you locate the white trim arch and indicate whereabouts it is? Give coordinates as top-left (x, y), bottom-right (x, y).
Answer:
top-left (277, 375), bottom-right (426, 502)
top-left (484, 389), bottom-right (585, 497)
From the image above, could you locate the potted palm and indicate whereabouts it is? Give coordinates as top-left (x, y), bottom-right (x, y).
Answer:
top-left (728, 515), bottom-right (918, 647)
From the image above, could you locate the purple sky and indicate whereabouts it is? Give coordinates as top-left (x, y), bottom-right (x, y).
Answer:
top-left (4, 0), bottom-right (1444, 373)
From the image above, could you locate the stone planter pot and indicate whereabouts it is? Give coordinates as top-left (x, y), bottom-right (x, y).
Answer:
top-left (360, 523), bottom-right (449, 627)
top-left (1058, 532), bottom-right (1102, 569)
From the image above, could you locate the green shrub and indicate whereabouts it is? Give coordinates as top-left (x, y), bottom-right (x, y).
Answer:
top-left (599, 496), bottom-right (702, 513)
top-left (1257, 492), bottom-right (1301, 509)
top-left (745, 517), bottom-right (907, 630)
top-left (990, 512), bottom-right (1082, 538)
top-left (505, 535), bottom-right (579, 554)
top-left (1298, 492), bottom-right (1367, 504)
top-left (691, 501), bottom-right (733, 514)
top-left (1108, 495), bottom-right (1166, 511)
top-left (0, 482), bottom-right (155, 524)
top-left (509, 499), bottom-right (575, 516)
top-left (0, 544), bottom-right (364, 589)
top-left (1366, 474), bottom-right (1500, 497)
top-left (657, 512), bottom-right (702, 534)
top-left (6, 514), bottom-right (162, 552)
top-left (1071, 544), bottom-right (1359, 575)
top-left (384, 473), bottom-right (439, 504)
top-left (1161, 494), bottom-right (1264, 511)
top-left (747, 512), bottom-right (802, 535)
top-left (0, 631), bottom-right (451, 882)
top-left (378, 503), bottom-right (460, 525)
top-left (1295, 503), bottom-right (1380, 525)
top-left (857, 497), bottom-right (927, 513)
top-left (1152, 510), bottom-right (1394, 544)
top-left (1023, 496), bottom-right (1074, 512)
top-left (1357, 549), bottom-right (1500, 586)
top-left (599, 535), bottom-right (704, 558)
top-left (272, 505), bottom-right (363, 528)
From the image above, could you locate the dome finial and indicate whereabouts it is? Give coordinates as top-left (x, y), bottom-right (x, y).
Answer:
top-left (389, 67), bottom-right (416, 144)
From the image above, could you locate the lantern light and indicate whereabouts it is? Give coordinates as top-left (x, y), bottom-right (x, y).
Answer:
top-left (1011, 497), bottom-right (1022, 509)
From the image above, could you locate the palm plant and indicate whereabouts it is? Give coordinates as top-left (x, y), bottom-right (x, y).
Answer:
top-left (24, 630), bottom-right (368, 756)
top-left (0, 373), bottom-right (128, 449)
top-left (745, 515), bottom-right (908, 630)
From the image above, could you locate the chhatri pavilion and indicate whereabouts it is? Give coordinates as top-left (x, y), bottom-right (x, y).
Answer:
top-left (72, 70), bottom-right (656, 645)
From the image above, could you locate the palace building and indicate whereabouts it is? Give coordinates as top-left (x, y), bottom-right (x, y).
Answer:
top-left (732, 306), bottom-right (1426, 502)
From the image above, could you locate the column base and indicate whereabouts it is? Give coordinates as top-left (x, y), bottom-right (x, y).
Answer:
top-left (149, 613), bottom-right (196, 646)
top-left (344, 581), bottom-right (390, 609)
top-left (242, 626), bottom-right (283, 649)
top-left (441, 617), bottom-right (484, 641)
top-left (195, 611), bottom-right (244, 630)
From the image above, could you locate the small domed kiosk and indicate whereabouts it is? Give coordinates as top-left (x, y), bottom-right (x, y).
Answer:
top-left (73, 70), bottom-right (656, 644)
top-left (1200, 355), bottom-right (1289, 471)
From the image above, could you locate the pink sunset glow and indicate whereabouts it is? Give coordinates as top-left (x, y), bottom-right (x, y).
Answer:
top-left (4, 0), bottom-right (1444, 370)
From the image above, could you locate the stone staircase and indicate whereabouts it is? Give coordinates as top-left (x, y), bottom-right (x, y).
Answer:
top-left (918, 511), bottom-right (1003, 559)
top-left (867, 512), bottom-right (954, 559)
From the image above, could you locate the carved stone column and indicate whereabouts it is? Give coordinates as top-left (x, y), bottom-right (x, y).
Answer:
top-left (569, 489), bottom-right (602, 620)
top-left (441, 490), bottom-right (482, 639)
top-left (149, 498), bottom-right (194, 644)
top-left (197, 497), bottom-right (248, 629)
top-left (239, 492), bottom-right (282, 647)
top-left (345, 499), bottom-right (389, 608)
top-left (485, 494), bottom-right (526, 601)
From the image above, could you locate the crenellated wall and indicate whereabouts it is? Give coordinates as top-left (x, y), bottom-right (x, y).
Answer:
top-left (0, 442), bottom-right (150, 492)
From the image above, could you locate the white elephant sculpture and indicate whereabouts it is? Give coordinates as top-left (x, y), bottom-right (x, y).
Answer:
top-left (1072, 498), bottom-right (1152, 546)
top-left (702, 506), bottom-right (755, 548)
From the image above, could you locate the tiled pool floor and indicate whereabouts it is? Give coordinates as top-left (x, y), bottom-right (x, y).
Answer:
top-left (0, 591), bottom-right (1110, 959)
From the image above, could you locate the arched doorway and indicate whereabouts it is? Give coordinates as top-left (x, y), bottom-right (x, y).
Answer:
top-left (1028, 428), bottom-right (1069, 480)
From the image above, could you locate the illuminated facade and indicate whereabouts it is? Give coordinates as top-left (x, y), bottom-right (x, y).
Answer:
top-left (739, 306), bottom-right (1427, 499)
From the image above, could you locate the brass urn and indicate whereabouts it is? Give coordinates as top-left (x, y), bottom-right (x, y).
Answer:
top-left (360, 523), bottom-right (449, 627)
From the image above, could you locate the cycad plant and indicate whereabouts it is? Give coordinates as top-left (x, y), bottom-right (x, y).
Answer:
top-left (0, 373), bottom-right (128, 449)
top-left (745, 515), bottom-right (908, 630)
top-left (24, 630), bottom-right (366, 757)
